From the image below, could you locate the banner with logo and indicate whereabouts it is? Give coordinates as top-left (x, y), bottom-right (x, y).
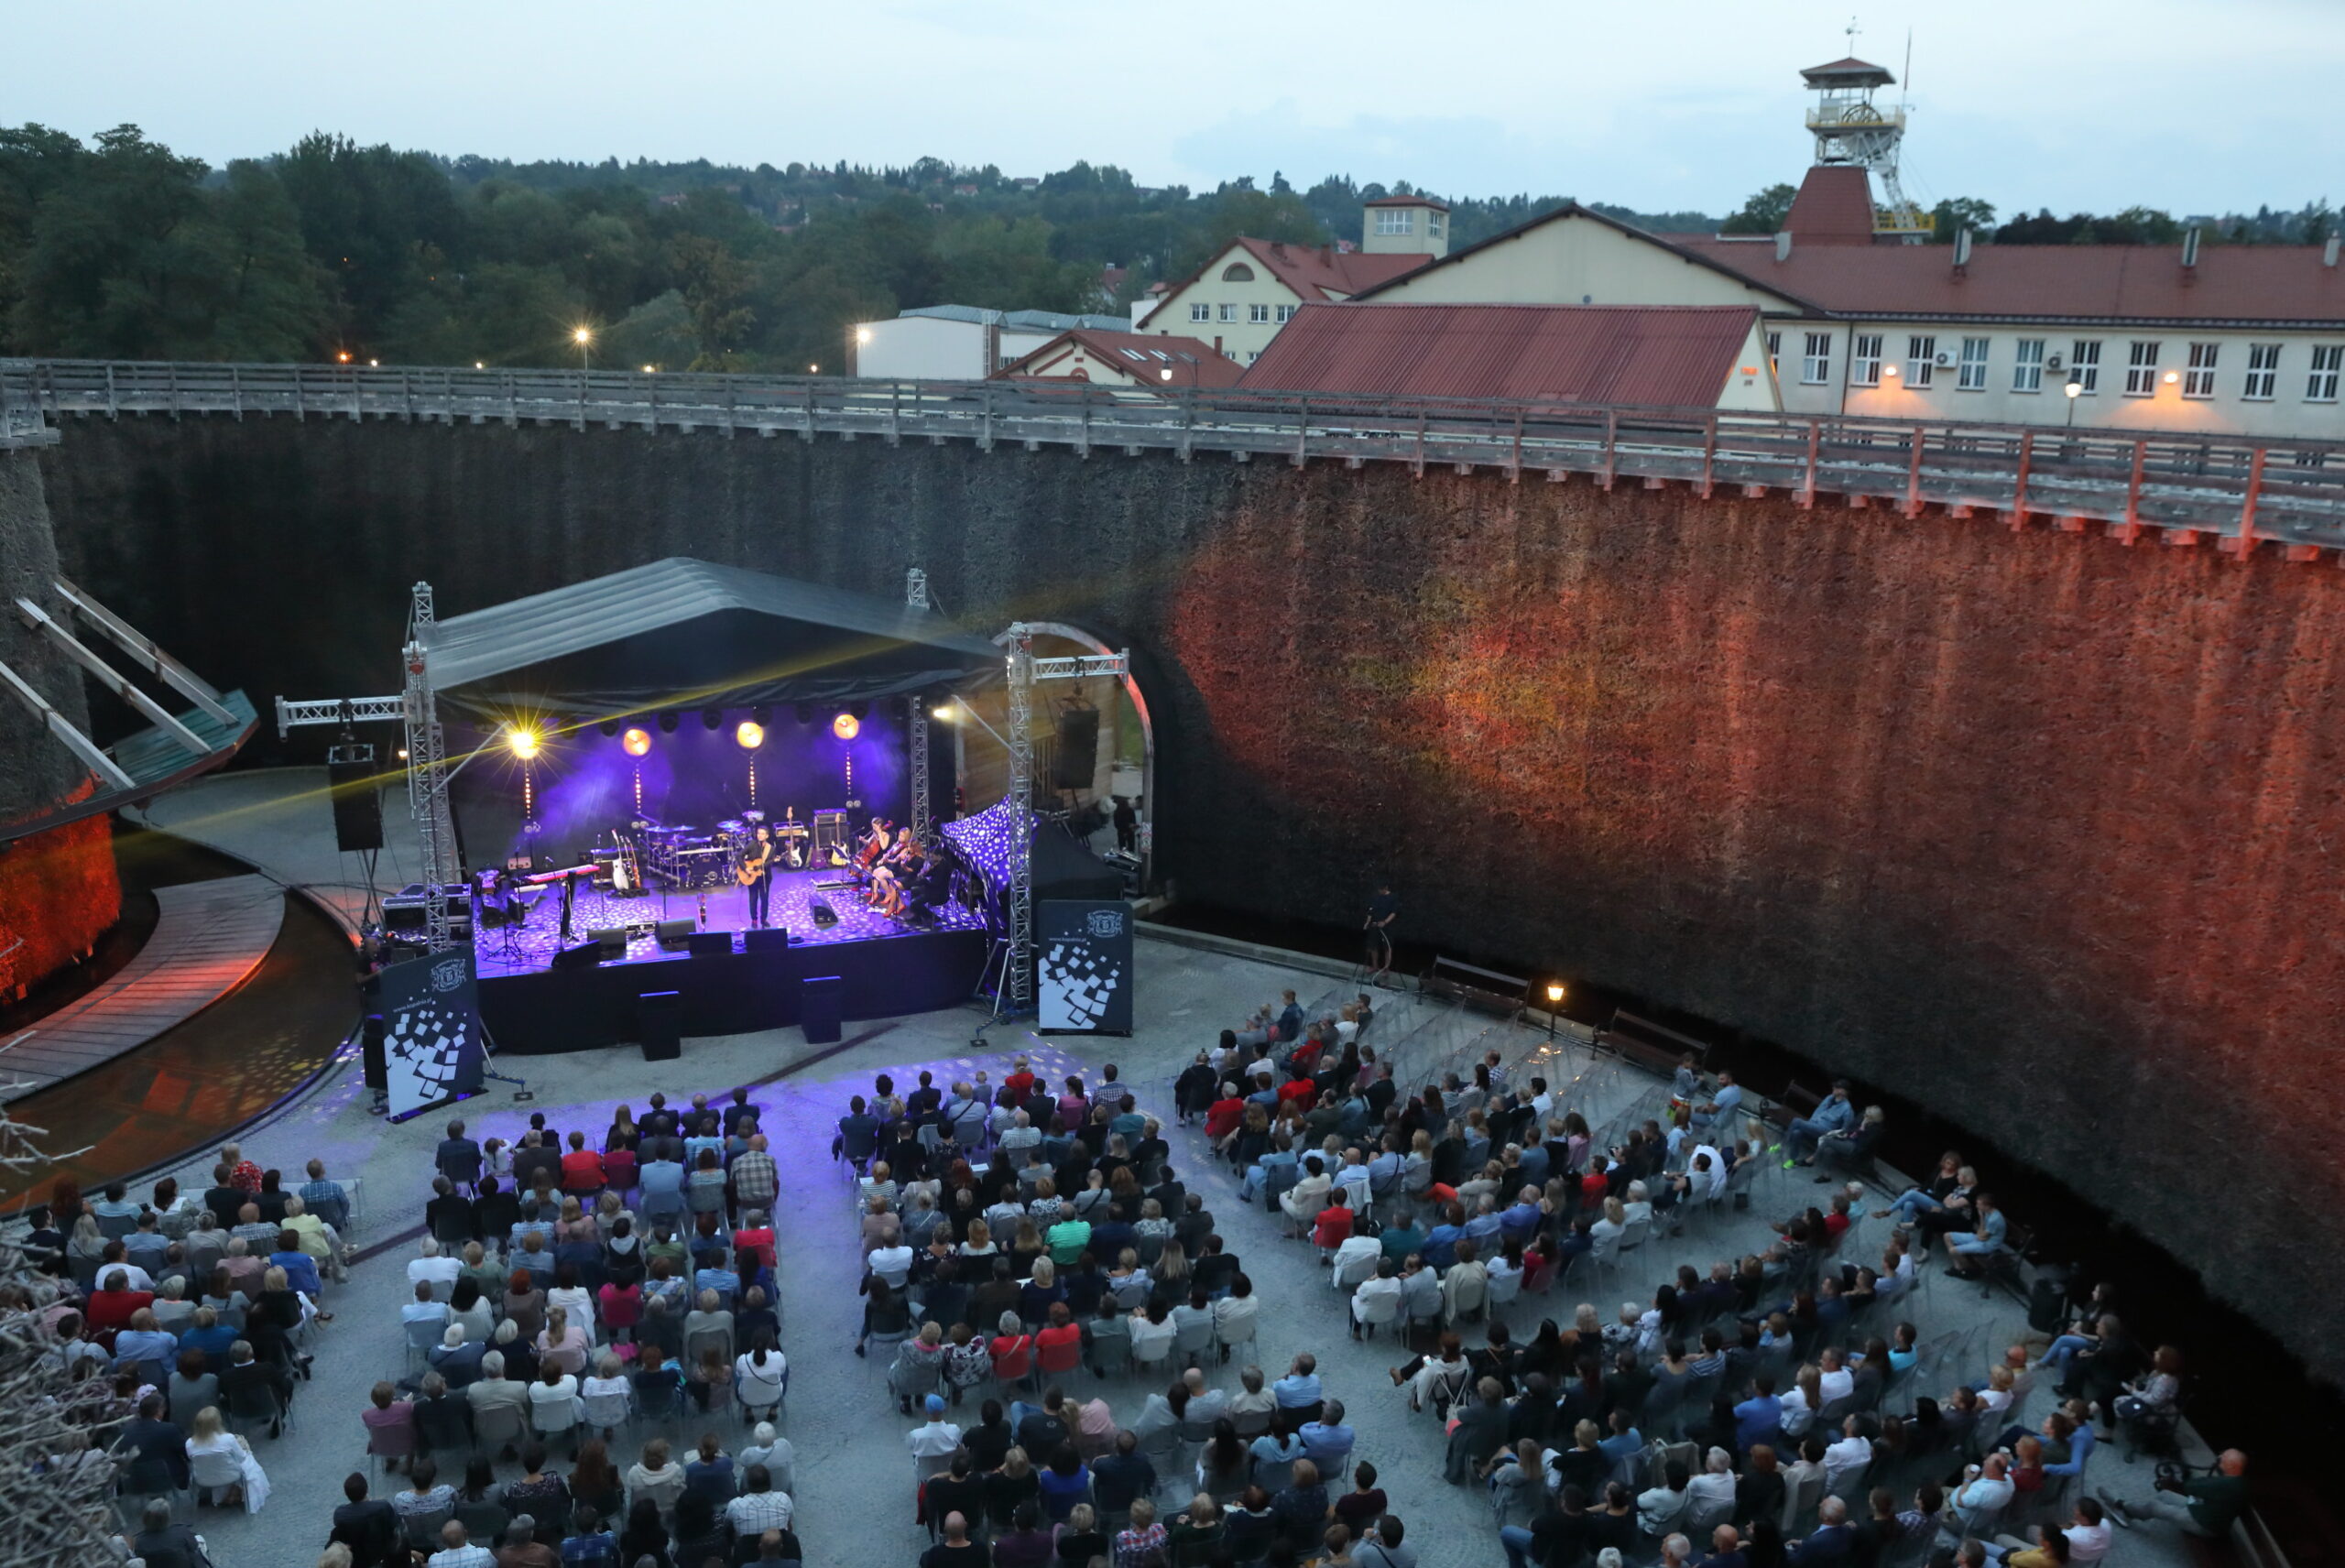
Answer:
top-left (379, 946), bottom-right (487, 1121)
top-left (1037, 899), bottom-right (1134, 1035)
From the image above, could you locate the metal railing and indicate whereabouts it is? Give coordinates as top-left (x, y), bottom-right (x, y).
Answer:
top-left (8, 357), bottom-right (2344, 547)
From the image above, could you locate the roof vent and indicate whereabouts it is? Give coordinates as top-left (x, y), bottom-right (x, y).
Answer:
top-left (1774, 231), bottom-right (1793, 262)
top-left (2326, 235), bottom-right (2340, 268)
top-left (1951, 228), bottom-right (1973, 273)
top-left (2181, 226), bottom-right (2201, 270)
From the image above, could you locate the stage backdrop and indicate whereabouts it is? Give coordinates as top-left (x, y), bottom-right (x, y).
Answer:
top-left (1037, 899), bottom-right (1134, 1034)
top-left (380, 946), bottom-right (487, 1120)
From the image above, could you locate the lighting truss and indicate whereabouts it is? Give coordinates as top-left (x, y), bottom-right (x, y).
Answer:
top-left (998, 622), bottom-right (1128, 1014)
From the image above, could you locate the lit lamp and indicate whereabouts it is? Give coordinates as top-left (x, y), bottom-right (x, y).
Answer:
top-left (573, 324), bottom-right (593, 373)
top-left (832, 713), bottom-right (860, 740)
top-left (1544, 982), bottom-right (1565, 1035)
top-left (506, 725), bottom-right (540, 759)
top-left (931, 705), bottom-right (955, 722)
top-left (735, 720), bottom-right (765, 750)
top-left (621, 727), bottom-right (652, 757)
top-left (2064, 372), bottom-right (2084, 426)
top-left (1881, 364), bottom-right (1899, 380)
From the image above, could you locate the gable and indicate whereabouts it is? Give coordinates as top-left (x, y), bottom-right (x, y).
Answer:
top-left (1364, 211), bottom-right (1807, 312)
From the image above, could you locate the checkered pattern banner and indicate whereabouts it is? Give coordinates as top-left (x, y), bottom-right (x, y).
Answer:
top-left (1036, 899), bottom-right (1133, 1035)
top-left (378, 946), bottom-right (487, 1120)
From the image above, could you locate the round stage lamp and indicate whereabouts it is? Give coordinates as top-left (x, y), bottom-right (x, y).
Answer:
top-left (621, 727), bottom-right (653, 757)
top-left (832, 713), bottom-right (860, 740)
top-left (701, 708), bottom-right (722, 731)
top-left (656, 710), bottom-right (680, 734)
top-left (736, 720), bottom-right (766, 750)
top-left (598, 718), bottom-right (619, 737)
top-left (507, 725), bottom-right (541, 760)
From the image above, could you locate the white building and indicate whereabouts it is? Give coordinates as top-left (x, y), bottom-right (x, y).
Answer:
top-left (846, 305), bottom-right (1133, 380)
top-left (1352, 60), bottom-right (2345, 441)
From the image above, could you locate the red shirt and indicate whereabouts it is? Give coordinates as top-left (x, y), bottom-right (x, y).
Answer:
top-left (1205, 1099), bottom-right (1246, 1140)
top-left (1005, 1071), bottom-right (1037, 1098)
top-left (990, 1334), bottom-right (1033, 1378)
top-left (1035, 1323), bottom-right (1083, 1369)
top-left (733, 1227), bottom-right (776, 1270)
top-left (229, 1160), bottom-right (262, 1194)
top-left (1277, 1079), bottom-right (1315, 1107)
top-left (561, 1149), bottom-right (606, 1192)
top-left (1822, 1211), bottom-right (1851, 1241)
top-left (1313, 1204), bottom-right (1355, 1247)
top-left (84, 1289), bottom-right (152, 1346)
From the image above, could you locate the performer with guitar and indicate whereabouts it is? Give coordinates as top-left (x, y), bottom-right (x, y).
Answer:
top-left (738, 824), bottom-right (777, 928)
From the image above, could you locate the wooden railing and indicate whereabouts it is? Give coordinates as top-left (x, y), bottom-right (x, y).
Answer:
top-left (8, 357), bottom-right (2344, 547)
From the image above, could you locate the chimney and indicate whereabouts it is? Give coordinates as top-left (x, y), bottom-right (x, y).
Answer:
top-left (1952, 228), bottom-right (1973, 274)
top-left (2181, 226), bottom-right (2201, 270)
top-left (2326, 235), bottom-right (2340, 268)
top-left (1774, 231), bottom-right (1793, 262)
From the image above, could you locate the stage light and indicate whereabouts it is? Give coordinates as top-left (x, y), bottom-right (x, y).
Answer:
top-left (736, 721), bottom-right (766, 750)
top-left (657, 710), bottom-right (680, 734)
top-left (793, 702), bottom-right (813, 724)
top-left (933, 705), bottom-right (955, 722)
top-left (701, 708), bottom-right (722, 731)
top-left (599, 719), bottom-right (619, 737)
top-left (622, 727), bottom-right (652, 757)
top-left (507, 725), bottom-right (541, 760)
top-left (751, 704), bottom-right (772, 725)
top-left (833, 713), bottom-right (861, 740)
top-left (849, 700), bottom-right (870, 720)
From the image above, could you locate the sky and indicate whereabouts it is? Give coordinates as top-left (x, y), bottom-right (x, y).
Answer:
top-left (5, 1), bottom-right (2340, 220)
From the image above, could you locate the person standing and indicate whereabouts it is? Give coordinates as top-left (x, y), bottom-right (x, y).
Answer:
top-left (1363, 883), bottom-right (1397, 984)
top-left (743, 826), bottom-right (776, 929)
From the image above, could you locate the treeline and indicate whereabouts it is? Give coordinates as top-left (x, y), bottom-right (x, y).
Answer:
top-left (1718, 181), bottom-right (2338, 246)
top-left (0, 126), bottom-right (1706, 374)
top-left (4, 124), bottom-right (2330, 375)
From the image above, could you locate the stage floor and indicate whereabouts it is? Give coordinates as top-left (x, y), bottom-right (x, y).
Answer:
top-left (476, 869), bottom-right (987, 978)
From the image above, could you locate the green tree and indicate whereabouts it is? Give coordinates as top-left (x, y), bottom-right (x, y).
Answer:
top-left (1927, 196), bottom-right (1998, 241)
top-left (1719, 182), bottom-right (1799, 234)
top-left (671, 234), bottom-right (756, 369)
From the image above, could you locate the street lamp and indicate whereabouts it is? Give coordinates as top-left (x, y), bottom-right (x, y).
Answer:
top-left (2064, 373), bottom-right (2083, 427)
top-left (573, 325), bottom-right (593, 373)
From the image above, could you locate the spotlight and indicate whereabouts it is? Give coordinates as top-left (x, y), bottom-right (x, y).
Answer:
top-left (832, 713), bottom-right (861, 740)
top-left (751, 704), bottom-right (772, 726)
top-left (657, 711), bottom-right (680, 734)
top-left (701, 708), bottom-right (722, 731)
top-left (932, 705), bottom-right (956, 722)
top-left (622, 727), bottom-right (652, 757)
top-left (599, 719), bottom-right (619, 737)
top-left (849, 700), bottom-right (869, 720)
top-left (507, 725), bottom-right (541, 759)
top-left (736, 720), bottom-right (766, 750)
top-left (793, 702), bottom-right (813, 724)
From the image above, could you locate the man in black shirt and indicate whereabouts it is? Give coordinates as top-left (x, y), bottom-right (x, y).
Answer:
top-left (921, 1511), bottom-right (988, 1568)
top-left (329, 1472), bottom-right (401, 1568)
top-left (1014, 1388), bottom-right (1071, 1456)
top-left (925, 1453), bottom-right (988, 1536)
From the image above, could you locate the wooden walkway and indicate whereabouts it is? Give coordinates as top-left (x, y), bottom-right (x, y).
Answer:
top-left (0, 875), bottom-right (283, 1100)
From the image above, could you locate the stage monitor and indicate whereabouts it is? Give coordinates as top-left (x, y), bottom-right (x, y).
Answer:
top-left (687, 931), bottom-right (734, 958)
top-left (655, 919), bottom-right (694, 952)
top-left (1037, 899), bottom-right (1133, 1035)
top-left (587, 927), bottom-right (628, 959)
top-left (743, 927), bottom-right (791, 953)
top-left (551, 941), bottom-right (604, 970)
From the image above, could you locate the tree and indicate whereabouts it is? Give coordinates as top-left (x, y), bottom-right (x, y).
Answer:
top-left (1719, 183), bottom-right (1799, 235)
top-left (1927, 196), bottom-right (1997, 241)
top-left (671, 234), bottom-right (756, 369)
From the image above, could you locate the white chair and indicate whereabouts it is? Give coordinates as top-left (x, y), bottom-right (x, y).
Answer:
top-left (1351, 1284), bottom-right (1403, 1340)
top-left (187, 1440), bottom-right (248, 1506)
top-left (1330, 1238), bottom-right (1380, 1291)
top-left (582, 1381), bottom-right (633, 1439)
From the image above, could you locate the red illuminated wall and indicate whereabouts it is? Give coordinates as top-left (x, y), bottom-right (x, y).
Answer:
top-left (0, 788), bottom-right (121, 999)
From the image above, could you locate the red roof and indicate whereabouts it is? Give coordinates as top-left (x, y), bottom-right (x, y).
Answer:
top-left (996, 328), bottom-right (1245, 388)
top-left (1363, 194), bottom-right (1452, 212)
top-left (1237, 302), bottom-right (1761, 407)
top-left (1782, 165), bottom-right (1876, 245)
top-left (1678, 234), bottom-right (2345, 324)
top-left (1150, 235), bottom-right (1431, 318)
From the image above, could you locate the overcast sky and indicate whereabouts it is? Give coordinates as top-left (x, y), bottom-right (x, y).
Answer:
top-left (6, 1), bottom-right (2338, 219)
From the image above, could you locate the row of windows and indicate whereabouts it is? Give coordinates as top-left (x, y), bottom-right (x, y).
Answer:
top-left (1189, 302), bottom-right (1298, 325)
top-left (1772, 330), bottom-right (2345, 403)
top-left (1373, 210), bottom-right (1446, 236)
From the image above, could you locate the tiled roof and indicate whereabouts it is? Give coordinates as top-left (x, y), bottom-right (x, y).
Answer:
top-left (1237, 301), bottom-right (1761, 408)
top-left (1782, 166), bottom-right (1878, 245)
top-left (997, 328), bottom-right (1246, 388)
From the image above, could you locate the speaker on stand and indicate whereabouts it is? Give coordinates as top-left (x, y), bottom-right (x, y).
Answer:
top-left (1053, 703), bottom-right (1100, 792)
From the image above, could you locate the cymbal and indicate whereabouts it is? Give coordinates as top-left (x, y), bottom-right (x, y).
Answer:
top-left (717, 819), bottom-right (746, 833)
top-left (743, 810), bottom-right (768, 822)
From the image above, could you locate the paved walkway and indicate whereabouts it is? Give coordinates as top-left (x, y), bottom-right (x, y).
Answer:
top-left (0, 873), bottom-right (280, 1099)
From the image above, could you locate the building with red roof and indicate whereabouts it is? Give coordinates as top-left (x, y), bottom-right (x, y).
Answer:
top-left (994, 328), bottom-right (1244, 391)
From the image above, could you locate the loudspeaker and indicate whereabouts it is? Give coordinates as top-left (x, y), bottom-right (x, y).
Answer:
top-left (654, 919), bottom-right (694, 952)
top-left (808, 898), bottom-right (838, 929)
top-left (551, 941), bottom-right (604, 971)
top-left (743, 927), bottom-right (791, 953)
top-left (687, 931), bottom-right (734, 958)
top-left (800, 975), bottom-right (844, 1044)
top-left (638, 990), bottom-right (682, 1062)
top-left (327, 758), bottom-right (384, 853)
top-left (1053, 705), bottom-right (1099, 790)
top-left (587, 927), bottom-right (627, 959)
top-left (359, 1013), bottom-right (387, 1090)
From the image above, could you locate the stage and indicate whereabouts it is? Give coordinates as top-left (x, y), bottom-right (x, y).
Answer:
top-left (474, 867), bottom-right (991, 1052)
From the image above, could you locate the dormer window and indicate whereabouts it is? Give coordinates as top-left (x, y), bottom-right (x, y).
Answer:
top-left (1373, 210), bottom-right (1414, 235)
top-left (1220, 262), bottom-right (1255, 282)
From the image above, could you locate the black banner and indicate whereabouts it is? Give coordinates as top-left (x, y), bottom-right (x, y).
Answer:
top-left (1037, 899), bottom-right (1134, 1035)
top-left (378, 946), bottom-right (487, 1121)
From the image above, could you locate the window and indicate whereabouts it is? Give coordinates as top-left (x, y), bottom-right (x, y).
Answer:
top-left (1119, 349), bottom-right (1144, 361)
top-left (1217, 303), bottom-right (1238, 323)
top-left (1220, 262), bottom-right (1256, 282)
top-left (1958, 336), bottom-right (1991, 391)
top-left (1246, 351), bottom-right (1260, 363)
top-left (2124, 341), bottom-right (2161, 396)
top-left (1905, 334), bottom-right (1936, 388)
top-left (1428, 213), bottom-right (1445, 237)
top-left (2307, 344), bottom-right (2341, 402)
top-left (1766, 332), bottom-right (1781, 375)
top-left (2183, 342), bottom-right (2219, 398)
top-left (1800, 332), bottom-right (1832, 385)
top-left (2012, 338), bottom-right (2045, 393)
top-left (1850, 333), bottom-right (1883, 387)
top-left (1189, 302), bottom-right (1210, 323)
top-left (1249, 303), bottom-right (1271, 324)
top-left (2070, 340), bottom-right (2101, 393)
top-left (1374, 209), bottom-right (1414, 235)
top-left (1275, 304), bottom-right (1296, 322)
top-left (2244, 343), bottom-right (2280, 400)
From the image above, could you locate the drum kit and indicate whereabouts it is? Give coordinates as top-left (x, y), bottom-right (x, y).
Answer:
top-left (630, 811), bottom-right (805, 888)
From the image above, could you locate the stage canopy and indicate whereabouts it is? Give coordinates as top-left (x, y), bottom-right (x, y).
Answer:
top-left (424, 558), bottom-right (1003, 719)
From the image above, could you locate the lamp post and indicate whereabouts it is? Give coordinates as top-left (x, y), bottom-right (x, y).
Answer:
top-left (1544, 982), bottom-right (1565, 1037)
top-left (573, 326), bottom-right (593, 373)
top-left (2064, 374), bottom-right (2083, 428)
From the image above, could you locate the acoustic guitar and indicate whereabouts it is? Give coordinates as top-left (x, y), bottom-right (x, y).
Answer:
top-left (735, 842), bottom-right (773, 887)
